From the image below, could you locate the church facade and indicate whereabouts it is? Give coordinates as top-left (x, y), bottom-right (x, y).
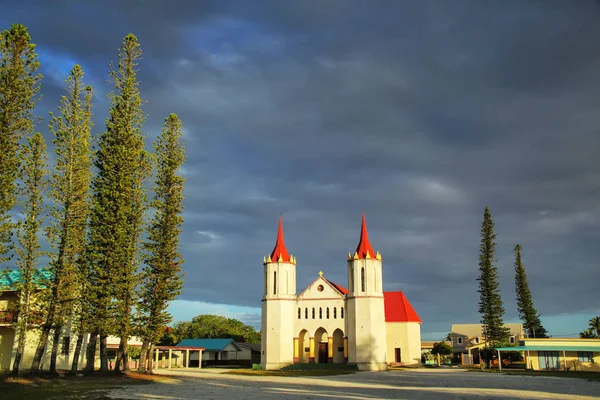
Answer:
top-left (260, 213), bottom-right (422, 371)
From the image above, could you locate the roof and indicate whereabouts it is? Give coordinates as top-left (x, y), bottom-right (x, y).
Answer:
top-left (497, 346), bottom-right (600, 352)
top-left (0, 269), bottom-right (53, 291)
top-left (354, 212), bottom-right (376, 259)
top-left (383, 291), bottom-right (422, 323)
top-left (236, 343), bottom-right (261, 352)
top-left (177, 338), bottom-right (242, 352)
top-left (269, 217), bottom-right (292, 263)
top-left (323, 278), bottom-right (348, 295)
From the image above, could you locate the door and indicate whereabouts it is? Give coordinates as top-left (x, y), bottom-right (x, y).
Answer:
top-left (538, 351), bottom-right (559, 370)
top-left (394, 348), bottom-right (401, 363)
top-left (318, 343), bottom-right (328, 363)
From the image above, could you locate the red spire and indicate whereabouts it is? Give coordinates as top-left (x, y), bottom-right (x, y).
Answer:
top-left (355, 212), bottom-right (376, 259)
top-left (270, 217), bottom-right (291, 262)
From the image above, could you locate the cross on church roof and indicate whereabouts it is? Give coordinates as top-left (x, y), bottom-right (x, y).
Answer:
top-left (318, 271), bottom-right (323, 277)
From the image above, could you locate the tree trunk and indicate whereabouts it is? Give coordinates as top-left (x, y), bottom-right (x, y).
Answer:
top-left (114, 341), bottom-right (123, 373)
top-left (50, 326), bottom-right (62, 374)
top-left (147, 344), bottom-right (153, 374)
top-left (138, 340), bottom-right (150, 373)
top-left (99, 335), bottom-right (109, 372)
top-left (85, 332), bottom-right (98, 373)
top-left (30, 304), bottom-right (55, 375)
top-left (71, 332), bottom-right (84, 374)
top-left (118, 336), bottom-right (130, 372)
top-left (11, 318), bottom-right (27, 376)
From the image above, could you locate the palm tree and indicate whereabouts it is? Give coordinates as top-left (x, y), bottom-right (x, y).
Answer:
top-left (589, 316), bottom-right (600, 337)
top-left (579, 329), bottom-right (596, 339)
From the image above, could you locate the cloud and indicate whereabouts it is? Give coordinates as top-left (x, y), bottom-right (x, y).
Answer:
top-left (2, 0), bottom-right (600, 339)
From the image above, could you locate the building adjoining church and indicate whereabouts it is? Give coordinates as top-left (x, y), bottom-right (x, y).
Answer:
top-left (260, 213), bottom-right (422, 371)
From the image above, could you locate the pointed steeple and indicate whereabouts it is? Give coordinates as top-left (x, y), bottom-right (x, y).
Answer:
top-left (269, 217), bottom-right (292, 263)
top-left (354, 212), bottom-right (376, 259)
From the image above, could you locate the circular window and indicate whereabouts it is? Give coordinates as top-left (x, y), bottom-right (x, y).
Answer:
top-left (317, 285), bottom-right (324, 292)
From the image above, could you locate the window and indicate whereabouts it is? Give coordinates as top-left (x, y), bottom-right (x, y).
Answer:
top-left (474, 337), bottom-right (480, 344)
top-left (457, 337), bottom-right (463, 345)
top-left (312, 308), bottom-right (315, 319)
top-left (298, 308), bottom-right (301, 319)
top-left (333, 307), bottom-right (337, 319)
top-left (305, 308), bottom-right (308, 319)
top-left (578, 352), bottom-right (594, 362)
top-left (509, 336), bottom-right (515, 344)
top-left (349, 268), bottom-right (354, 292)
top-left (273, 271), bottom-right (277, 295)
top-left (319, 307), bottom-right (322, 319)
top-left (326, 308), bottom-right (330, 319)
top-left (61, 336), bottom-right (70, 356)
top-left (341, 307), bottom-right (344, 319)
top-left (361, 267), bottom-right (365, 292)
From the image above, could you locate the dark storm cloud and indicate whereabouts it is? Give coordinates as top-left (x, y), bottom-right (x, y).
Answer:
top-left (2, 0), bottom-right (600, 336)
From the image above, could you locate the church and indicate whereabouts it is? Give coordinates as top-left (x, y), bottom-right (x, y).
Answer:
top-left (260, 213), bottom-right (422, 371)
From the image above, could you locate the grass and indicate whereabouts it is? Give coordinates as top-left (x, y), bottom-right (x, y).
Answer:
top-left (0, 371), bottom-right (172, 400)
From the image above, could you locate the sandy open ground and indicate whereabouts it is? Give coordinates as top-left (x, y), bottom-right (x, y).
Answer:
top-left (106, 368), bottom-right (600, 399)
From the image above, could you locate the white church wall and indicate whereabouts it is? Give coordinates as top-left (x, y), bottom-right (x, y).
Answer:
top-left (385, 322), bottom-right (422, 365)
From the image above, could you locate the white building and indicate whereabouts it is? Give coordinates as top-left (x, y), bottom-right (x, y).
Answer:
top-left (261, 213), bottom-right (422, 371)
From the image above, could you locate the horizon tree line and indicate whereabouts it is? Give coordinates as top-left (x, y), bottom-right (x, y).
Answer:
top-left (0, 23), bottom-right (186, 376)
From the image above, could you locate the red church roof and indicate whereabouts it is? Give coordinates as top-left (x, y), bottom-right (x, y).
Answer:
top-left (270, 217), bottom-right (291, 262)
top-left (383, 291), bottom-right (422, 323)
top-left (324, 278), bottom-right (348, 295)
top-left (355, 212), bottom-right (376, 259)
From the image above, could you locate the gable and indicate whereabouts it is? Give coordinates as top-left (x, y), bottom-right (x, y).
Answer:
top-left (298, 276), bottom-right (346, 299)
top-left (383, 291), bottom-right (421, 323)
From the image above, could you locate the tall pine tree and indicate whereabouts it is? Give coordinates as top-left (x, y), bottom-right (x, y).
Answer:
top-left (0, 24), bottom-right (42, 262)
top-left (477, 207), bottom-right (509, 361)
top-left (137, 114), bottom-right (186, 373)
top-left (11, 133), bottom-right (47, 376)
top-left (30, 65), bottom-right (94, 375)
top-left (87, 34), bottom-right (149, 373)
top-left (514, 244), bottom-right (548, 338)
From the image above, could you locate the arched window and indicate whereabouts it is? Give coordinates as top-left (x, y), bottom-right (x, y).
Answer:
top-left (312, 308), bottom-right (315, 319)
top-left (274, 271), bottom-right (277, 295)
top-left (361, 267), bottom-right (365, 292)
top-left (319, 307), bottom-right (322, 319)
top-left (349, 268), bottom-right (354, 292)
top-left (373, 267), bottom-right (377, 292)
top-left (305, 308), bottom-right (308, 319)
top-left (326, 308), bottom-right (330, 319)
top-left (341, 307), bottom-right (344, 319)
top-left (298, 308), bottom-right (301, 319)
top-left (333, 307), bottom-right (337, 319)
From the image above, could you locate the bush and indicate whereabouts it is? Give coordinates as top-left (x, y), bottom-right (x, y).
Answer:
top-left (252, 364), bottom-right (262, 370)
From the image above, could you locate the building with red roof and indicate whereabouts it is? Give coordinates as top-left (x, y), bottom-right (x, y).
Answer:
top-left (260, 213), bottom-right (422, 371)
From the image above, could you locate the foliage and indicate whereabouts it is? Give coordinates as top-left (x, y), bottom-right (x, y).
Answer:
top-left (431, 341), bottom-right (454, 356)
top-left (173, 315), bottom-right (261, 344)
top-left (86, 33), bottom-right (149, 372)
top-left (31, 65), bottom-right (94, 375)
top-left (12, 133), bottom-right (47, 375)
top-left (579, 316), bottom-right (600, 338)
top-left (128, 345), bottom-right (142, 360)
top-left (477, 206), bottom-right (509, 356)
top-left (157, 327), bottom-right (177, 346)
top-left (513, 244), bottom-right (548, 338)
top-left (137, 114), bottom-right (186, 372)
top-left (0, 24), bottom-right (42, 262)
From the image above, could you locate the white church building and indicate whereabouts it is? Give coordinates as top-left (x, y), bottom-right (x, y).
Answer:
top-left (260, 213), bottom-right (422, 371)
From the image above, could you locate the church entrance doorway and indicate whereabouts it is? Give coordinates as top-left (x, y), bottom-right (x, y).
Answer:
top-left (318, 343), bottom-right (328, 363)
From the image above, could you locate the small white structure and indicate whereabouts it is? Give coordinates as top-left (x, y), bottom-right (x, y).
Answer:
top-left (261, 214), bottom-right (422, 371)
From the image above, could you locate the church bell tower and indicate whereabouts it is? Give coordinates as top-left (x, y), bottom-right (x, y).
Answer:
top-left (260, 217), bottom-right (297, 370)
top-left (345, 212), bottom-right (387, 370)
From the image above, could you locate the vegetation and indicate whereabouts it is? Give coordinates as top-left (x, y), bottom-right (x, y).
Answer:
top-left (173, 315), bottom-right (261, 343)
top-left (137, 114), bottom-right (186, 373)
top-left (477, 207), bottom-right (509, 366)
top-left (579, 316), bottom-right (600, 338)
top-left (513, 244), bottom-right (548, 338)
top-left (431, 341), bottom-right (454, 357)
top-left (12, 133), bottom-right (47, 376)
top-left (0, 24), bottom-right (42, 263)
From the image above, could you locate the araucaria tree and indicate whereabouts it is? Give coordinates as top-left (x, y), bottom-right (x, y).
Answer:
top-left (87, 34), bottom-right (149, 373)
top-left (137, 114), bottom-right (186, 373)
top-left (514, 244), bottom-right (548, 338)
top-left (11, 133), bottom-right (47, 376)
top-left (0, 24), bottom-right (42, 262)
top-left (30, 65), bottom-right (94, 375)
top-left (477, 207), bottom-right (509, 358)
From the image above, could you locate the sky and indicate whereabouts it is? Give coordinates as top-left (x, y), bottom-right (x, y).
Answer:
top-left (1, 0), bottom-right (600, 341)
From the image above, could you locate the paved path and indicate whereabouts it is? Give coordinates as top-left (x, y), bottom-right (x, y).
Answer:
top-left (107, 368), bottom-right (600, 399)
